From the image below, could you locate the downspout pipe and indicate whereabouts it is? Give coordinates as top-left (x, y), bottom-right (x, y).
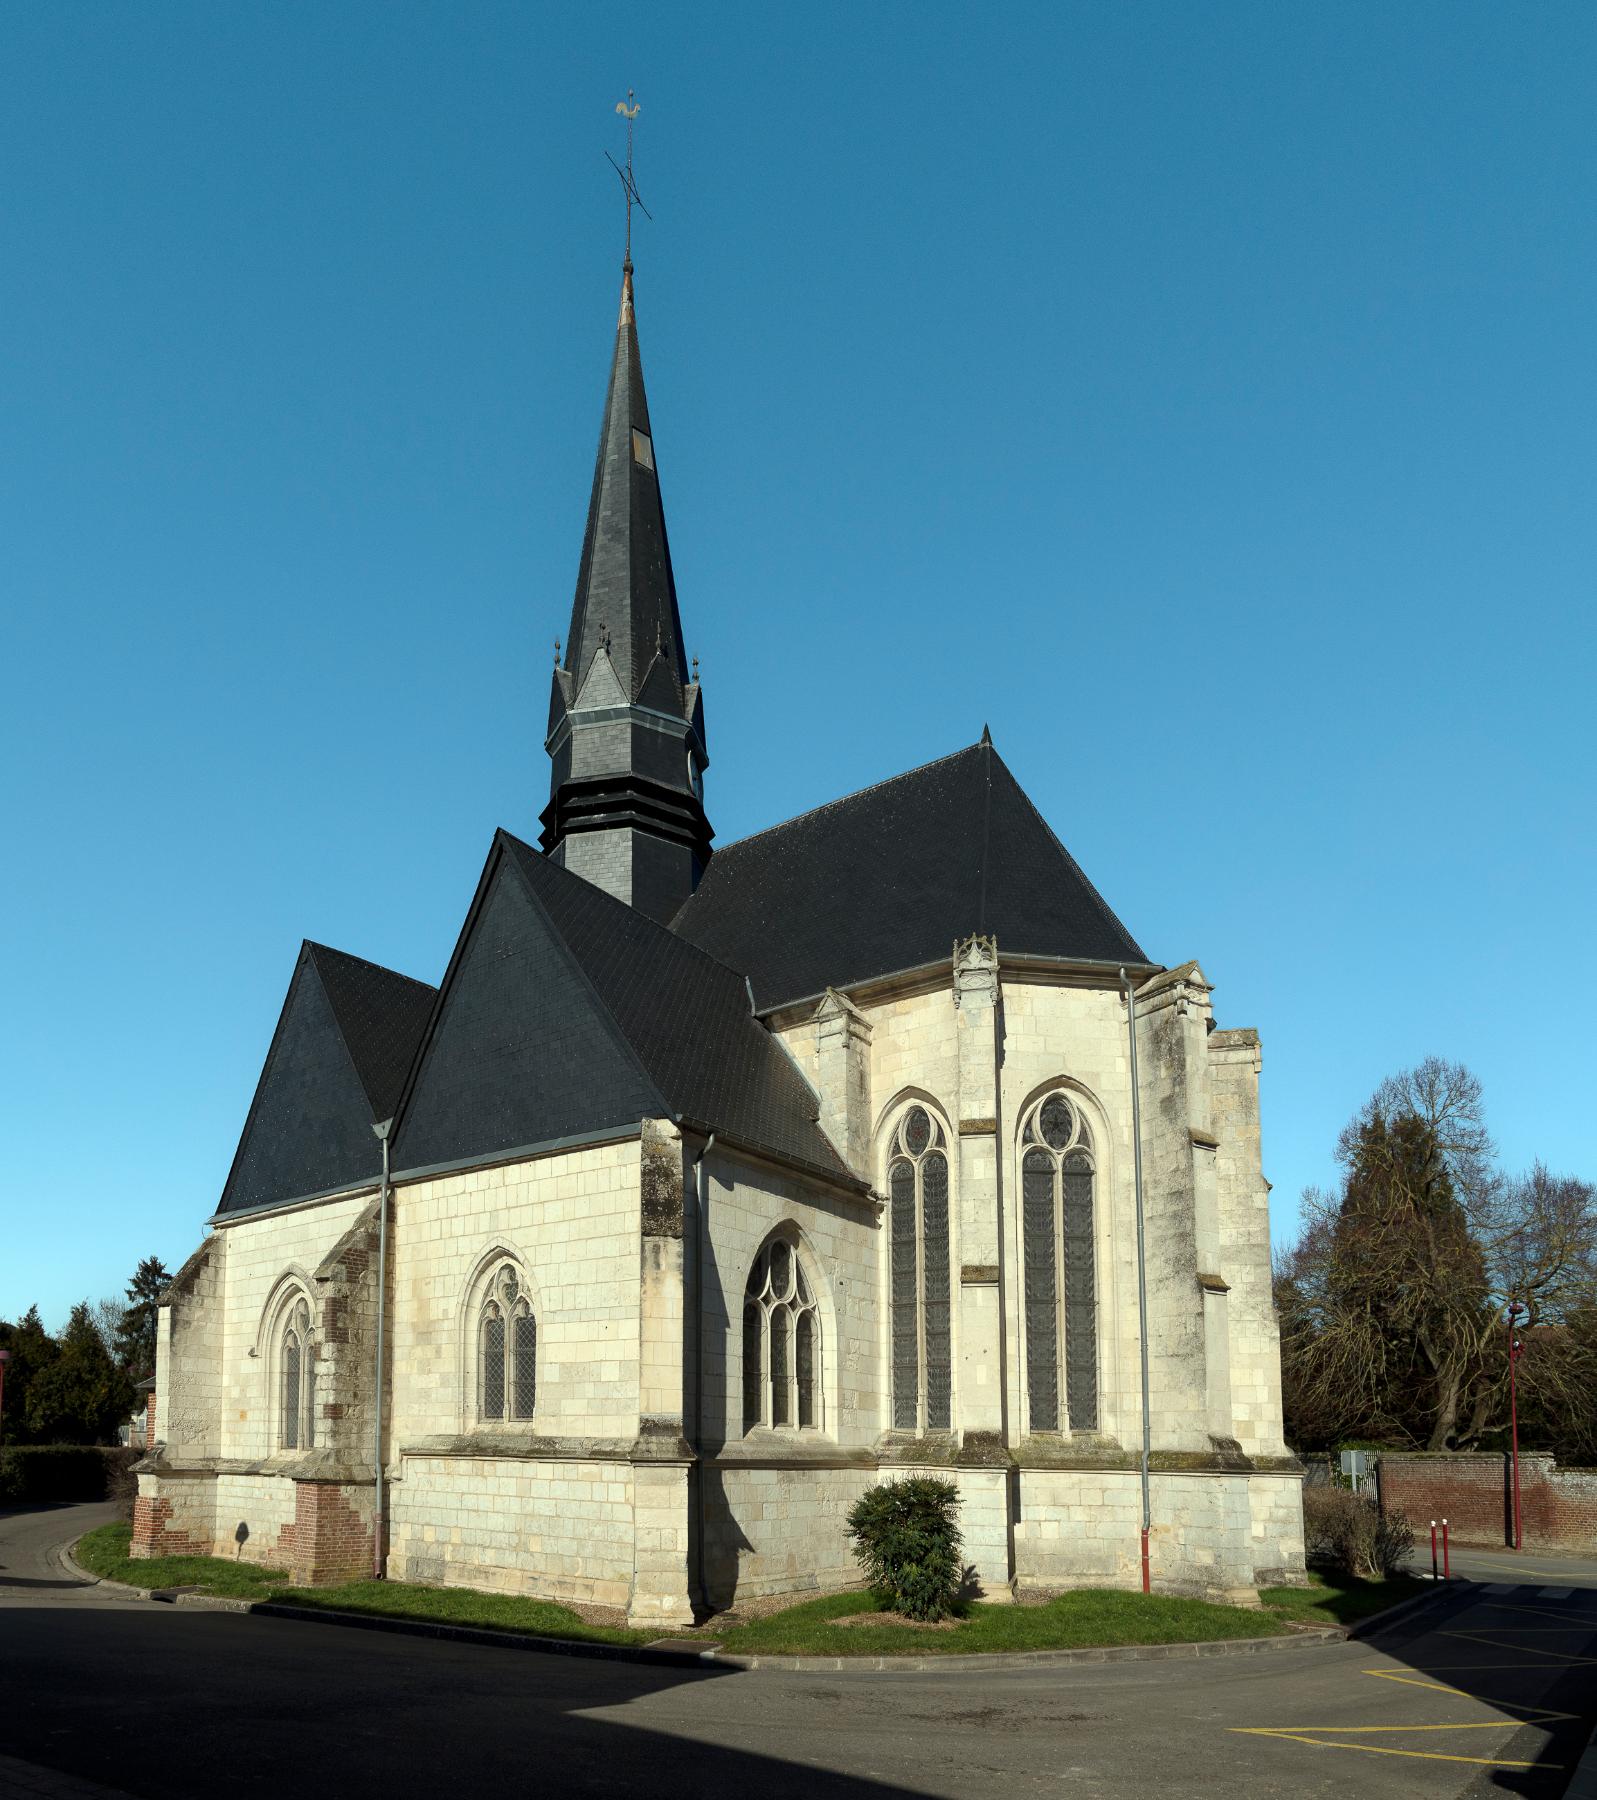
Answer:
top-left (691, 1132), bottom-right (717, 1617)
top-left (372, 1118), bottom-right (394, 1581)
top-left (1120, 969), bottom-right (1153, 1594)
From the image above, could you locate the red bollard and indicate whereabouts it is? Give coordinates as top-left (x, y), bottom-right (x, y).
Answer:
top-left (1430, 1521), bottom-right (1439, 1581)
top-left (1442, 1519), bottom-right (1450, 1581)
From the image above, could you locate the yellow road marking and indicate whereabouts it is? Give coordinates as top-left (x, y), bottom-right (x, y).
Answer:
top-left (1439, 1630), bottom-right (1597, 1663)
top-left (1227, 1644), bottom-right (1578, 1770)
top-left (1231, 1731), bottom-right (1553, 1768)
top-left (1482, 1601), bottom-right (1597, 1625)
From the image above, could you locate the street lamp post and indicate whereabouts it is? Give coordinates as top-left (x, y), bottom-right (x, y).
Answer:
top-left (0, 1347), bottom-right (11, 1450)
top-left (1506, 1300), bottom-right (1528, 1552)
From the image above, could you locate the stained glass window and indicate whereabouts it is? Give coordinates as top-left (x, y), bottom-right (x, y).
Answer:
top-left (1020, 1096), bottom-right (1098, 1434)
top-left (477, 1264), bottom-right (537, 1423)
top-left (888, 1108), bottom-right (953, 1433)
top-left (280, 1299), bottom-right (313, 1450)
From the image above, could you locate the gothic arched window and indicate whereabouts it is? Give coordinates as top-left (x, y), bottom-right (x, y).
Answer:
top-left (742, 1237), bottom-right (821, 1432)
top-left (478, 1264), bottom-right (536, 1422)
top-left (1021, 1092), bottom-right (1099, 1433)
top-left (279, 1298), bottom-right (316, 1450)
top-left (887, 1105), bottom-right (952, 1432)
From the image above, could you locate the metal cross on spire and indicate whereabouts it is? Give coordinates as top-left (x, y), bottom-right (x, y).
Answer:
top-left (607, 90), bottom-right (652, 270)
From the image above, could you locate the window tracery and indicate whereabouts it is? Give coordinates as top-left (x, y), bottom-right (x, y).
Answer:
top-left (279, 1297), bottom-right (316, 1450)
top-left (742, 1236), bottom-right (821, 1432)
top-left (887, 1104), bottom-right (952, 1432)
top-left (478, 1263), bottom-right (536, 1422)
top-left (1021, 1092), bottom-right (1098, 1433)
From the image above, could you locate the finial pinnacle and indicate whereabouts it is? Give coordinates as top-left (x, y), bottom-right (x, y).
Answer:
top-left (980, 722), bottom-right (993, 747)
top-left (554, 637), bottom-right (562, 666)
top-left (609, 90), bottom-right (650, 272)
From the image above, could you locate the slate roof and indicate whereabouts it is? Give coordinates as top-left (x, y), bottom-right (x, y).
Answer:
top-left (671, 738), bottom-right (1152, 1012)
top-left (557, 266), bottom-right (692, 716)
top-left (390, 831), bottom-right (857, 1188)
top-left (216, 944), bottom-right (437, 1217)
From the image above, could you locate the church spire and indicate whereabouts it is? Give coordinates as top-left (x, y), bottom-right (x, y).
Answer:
top-left (540, 252), bottom-right (712, 923)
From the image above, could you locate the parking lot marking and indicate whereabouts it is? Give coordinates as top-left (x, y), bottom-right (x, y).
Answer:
top-left (1439, 1629), bottom-right (1597, 1665)
top-left (1228, 1658), bottom-right (1578, 1770)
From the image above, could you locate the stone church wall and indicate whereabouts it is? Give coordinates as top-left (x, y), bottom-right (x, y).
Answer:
top-left (694, 1146), bottom-right (883, 1609)
top-left (216, 1193), bottom-right (372, 1465)
top-left (384, 1139), bottom-right (644, 1603)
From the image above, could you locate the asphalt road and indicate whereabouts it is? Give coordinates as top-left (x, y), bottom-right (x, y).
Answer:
top-left (2, 1505), bottom-right (1595, 1800)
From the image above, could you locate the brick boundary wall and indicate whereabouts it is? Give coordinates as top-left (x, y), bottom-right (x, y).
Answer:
top-left (1377, 1453), bottom-right (1597, 1553)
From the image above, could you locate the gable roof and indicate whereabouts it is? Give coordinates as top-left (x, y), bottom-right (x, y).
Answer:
top-left (671, 738), bottom-right (1152, 1012)
top-left (216, 944), bottom-right (436, 1218)
top-left (390, 830), bottom-right (857, 1188)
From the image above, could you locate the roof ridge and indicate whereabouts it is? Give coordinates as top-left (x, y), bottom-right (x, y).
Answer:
top-left (991, 758), bottom-right (1149, 958)
top-left (703, 740), bottom-right (986, 861)
top-left (304, 940), bottom-right (436, 995)
top-left (494, 837), bottom-right (671, 1120)
top-left (500, 829), bottom-right (757, 998)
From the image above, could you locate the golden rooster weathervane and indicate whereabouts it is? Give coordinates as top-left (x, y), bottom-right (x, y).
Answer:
top-left (606, 90), bottom-right (652, 269)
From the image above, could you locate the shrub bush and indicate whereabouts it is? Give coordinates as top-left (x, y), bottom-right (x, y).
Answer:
top-left (844, 1476), bottom-right (963, 1620)
top-left (1303, 1485), bottom-right (1413, 1579)
top-left (0, 1445), bottom-right (138, 1507)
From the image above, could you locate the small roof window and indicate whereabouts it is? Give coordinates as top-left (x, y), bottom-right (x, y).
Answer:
top-left (631, 429), bottom-right (655, 470)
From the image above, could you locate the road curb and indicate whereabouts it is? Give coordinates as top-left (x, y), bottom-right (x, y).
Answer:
top-left (1346, 1577), bottom-right (1471, 1641)
top-left (79, 1535), bottom-right (1461, 1675)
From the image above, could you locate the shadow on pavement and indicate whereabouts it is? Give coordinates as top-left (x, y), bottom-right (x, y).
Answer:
top-left (0, 1602), bottom-right (928, 1800)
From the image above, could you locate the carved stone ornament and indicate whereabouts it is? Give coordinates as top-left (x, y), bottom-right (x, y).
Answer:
top-left (952, 934), bottom-right (999, 1007)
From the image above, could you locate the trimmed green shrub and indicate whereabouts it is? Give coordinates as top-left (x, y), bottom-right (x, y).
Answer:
top-left (1303, 1485), bottom-right (1413, 1579)
top-left (845, 1477), bottom-right (963, 1621)
top-left (0, 1445), bottom-right (138, 1507)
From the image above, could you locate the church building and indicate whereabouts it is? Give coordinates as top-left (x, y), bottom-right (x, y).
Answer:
top-left (134, 253), bottom-right (1305, 1624)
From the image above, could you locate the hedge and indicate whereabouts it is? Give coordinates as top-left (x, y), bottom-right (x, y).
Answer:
top-left (0, 1445), bottom-right (139, 1506)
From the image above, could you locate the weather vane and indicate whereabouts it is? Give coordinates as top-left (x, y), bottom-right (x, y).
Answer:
top-left (606, 89), bottom-right (652, 269)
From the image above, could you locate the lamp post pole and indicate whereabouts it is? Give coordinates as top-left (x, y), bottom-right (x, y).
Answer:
top-left (1507, 1300), bottom-right (1527, 1552)
top-left (0, 1348), bottom-right (11, 1449)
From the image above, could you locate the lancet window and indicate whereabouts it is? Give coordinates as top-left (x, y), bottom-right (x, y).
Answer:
top-left (742, 1237), bottom-right (821, 1432)
top-left (887, 1105), bottom-right (952, 1432)
top-left (478, 1263), bottom-right (536, 1422)
top-left (279, 1297), bottom-right (316, 1451)
top-left (1021, 1092), bottom-right (1099, 1433)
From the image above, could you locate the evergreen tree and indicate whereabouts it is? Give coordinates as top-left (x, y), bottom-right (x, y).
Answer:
top-left (112, 1256), bottom-right (173, 1377)
top-left (0, 1317), bottom-right (58, 1454)
top-left (0, 1306), bottom-right (59, 1448)
top-left (26, 1303), bottom-right (136, 1445)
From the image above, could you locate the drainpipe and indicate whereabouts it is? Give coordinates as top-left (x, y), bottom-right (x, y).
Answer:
top-left (372, 1118), bottom-right (394, 1580)
top-left (692, 1131), bottom-right (717, 1615)
top-left (1120, 969), bottom-right (1153, 1594)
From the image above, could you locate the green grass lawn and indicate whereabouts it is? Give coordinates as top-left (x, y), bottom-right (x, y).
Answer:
top-left (714, 1587), bottom-right (1290, 1657)
top-left (74, 1524), bottom-right (657, 1646)
top-left (75, 1523), bottom-right (289, 1599)
top-left (264, 1578), bottom-right (660, 1646)
top-left (78, 1523), bottom-right (1428, 1659)
top-left (1259, 1568), bottom-right (1429, 1628)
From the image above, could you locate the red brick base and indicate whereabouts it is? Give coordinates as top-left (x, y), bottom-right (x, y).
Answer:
top-left (272, 1481), bottom-right (375, 1586)
top-left (130, 1494), bottom-right (204, 1560)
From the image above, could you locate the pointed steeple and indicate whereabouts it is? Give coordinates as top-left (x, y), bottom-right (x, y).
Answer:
top-left (560, 263), bottom-right (692, 708)
top-left (541, 264), bottom-right (713, 924)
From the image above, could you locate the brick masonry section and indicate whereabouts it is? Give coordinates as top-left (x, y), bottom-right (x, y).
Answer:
top-left (271, 1481), bottom-right (376, 1586)
top-left (131, 1495), bottom-right (204, 1560)
top-left (1378, 1452), bottom-right (1597, 1552)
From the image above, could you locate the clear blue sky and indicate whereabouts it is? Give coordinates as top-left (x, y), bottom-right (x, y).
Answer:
top-left (4, 3), bottom-right (1593, 1328)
